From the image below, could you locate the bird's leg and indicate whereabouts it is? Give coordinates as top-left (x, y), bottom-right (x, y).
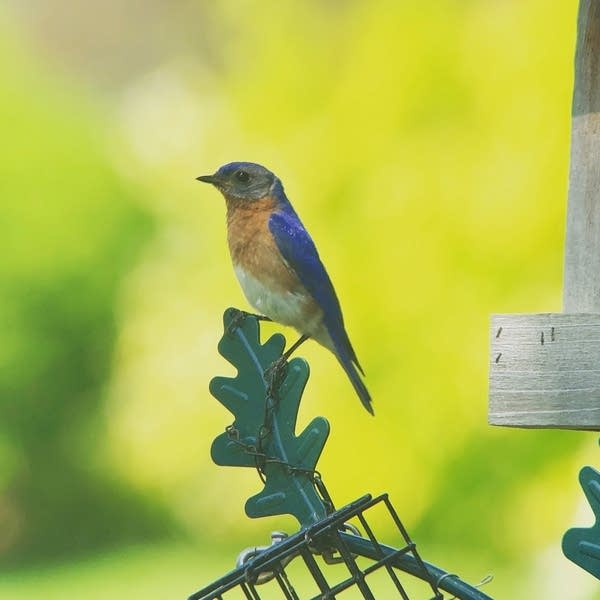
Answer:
top-left (227, 309), bottom-right (272, 336)
top-left (254, 314), bottom-right (273, 322)
top-left (281, 334), bottom-right (310, 362)
top-left (264, 335), bottom-right (310, 397)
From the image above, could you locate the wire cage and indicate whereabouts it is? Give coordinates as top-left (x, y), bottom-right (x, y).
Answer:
top-left (189, 492), bottom-right (492, 600)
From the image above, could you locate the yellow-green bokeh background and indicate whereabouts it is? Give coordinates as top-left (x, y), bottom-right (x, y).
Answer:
top-left (1, 1), bottom-right (599, 598)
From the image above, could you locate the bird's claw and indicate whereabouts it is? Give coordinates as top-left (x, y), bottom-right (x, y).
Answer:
top-left (227, 310), bottom-right (272, 337)
top-left (226, 309), bottom-right (249, 336)
top-left (264, 357), bottom-right (288, 398)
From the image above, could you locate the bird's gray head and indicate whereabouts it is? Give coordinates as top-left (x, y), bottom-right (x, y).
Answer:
top-left (197, 162), bottom-right (277, 202)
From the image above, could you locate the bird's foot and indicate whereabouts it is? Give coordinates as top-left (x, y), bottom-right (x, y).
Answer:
top-left (263, 334), bottom-right (310, 397)
top-left (227, 309), bottom-right (272, 336)
top-left (264, 356), bottom-right (288, 399)
top-left (255, 314), bottom-right (273, 322)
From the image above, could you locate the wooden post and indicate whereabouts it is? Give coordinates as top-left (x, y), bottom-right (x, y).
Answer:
top-left (564, 0), bottom-right (600, 312)
top-left (489, 0), bottom-right (600, 430)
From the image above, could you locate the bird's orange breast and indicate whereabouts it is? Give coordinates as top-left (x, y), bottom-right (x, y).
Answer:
top-left (225, 196), bottom-right (299, 292)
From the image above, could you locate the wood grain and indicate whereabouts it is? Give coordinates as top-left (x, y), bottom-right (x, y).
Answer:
top-left (489, 2), bottom-right (600, 429)
top-left (489, 314), bottom-right (600, 430)
top-left (564, 0), bottom-right (600, 312)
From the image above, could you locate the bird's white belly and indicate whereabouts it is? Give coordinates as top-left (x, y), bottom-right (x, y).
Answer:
top-left (233, 265), bottom-right (313, 329)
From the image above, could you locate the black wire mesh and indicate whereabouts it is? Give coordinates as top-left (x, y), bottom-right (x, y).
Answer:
top-left (188, 494), bottom-right (444, 600)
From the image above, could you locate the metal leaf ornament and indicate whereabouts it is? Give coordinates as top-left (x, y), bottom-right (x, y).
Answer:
top-left (210, 308), bottom-right (331, 527)
top-left (563, 459), bottom-right (600, 580)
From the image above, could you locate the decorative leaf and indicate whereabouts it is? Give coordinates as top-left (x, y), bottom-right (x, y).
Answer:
top-left (563, 460), bottom-right (600, 580)
top-left (210, 308), bottom-right (330, 527)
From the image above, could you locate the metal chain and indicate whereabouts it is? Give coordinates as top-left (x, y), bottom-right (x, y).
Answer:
top-left (224, 424), bottom-right (334, 512)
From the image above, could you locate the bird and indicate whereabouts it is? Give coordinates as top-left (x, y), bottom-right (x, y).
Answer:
top-left (197, 162), bottom-right (373, 414)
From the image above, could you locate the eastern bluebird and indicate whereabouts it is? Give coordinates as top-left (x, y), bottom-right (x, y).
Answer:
top-left (197, 162), bottom-right (373, 414)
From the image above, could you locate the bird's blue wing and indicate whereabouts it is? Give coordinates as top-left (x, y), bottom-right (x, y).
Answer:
top-left (268, 209), bottom-right (361, 370)
top-left (269, 210), bottom-right (342, 321)
top-left (269, 208), bottom-right (372, 413)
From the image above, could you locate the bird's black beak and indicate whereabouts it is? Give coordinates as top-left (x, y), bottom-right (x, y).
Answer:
top-left (196, 174), bottom-right (218, 184)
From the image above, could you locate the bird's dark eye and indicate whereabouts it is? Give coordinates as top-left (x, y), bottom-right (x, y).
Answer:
top-left (235, 170), bottom-right (250, 183)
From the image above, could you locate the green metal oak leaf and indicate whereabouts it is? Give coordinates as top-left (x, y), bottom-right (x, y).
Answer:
top-left (563, 460), bottom-right (600, 580)
top-left (210, 308), bottom-right (330, 528)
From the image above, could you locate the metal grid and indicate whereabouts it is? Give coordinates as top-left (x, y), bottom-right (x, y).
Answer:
top-left (188, 494), bottom-right (443, 600)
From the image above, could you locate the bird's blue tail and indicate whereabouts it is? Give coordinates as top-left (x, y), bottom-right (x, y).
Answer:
top-left (335, 347), bottom-right (373, 415)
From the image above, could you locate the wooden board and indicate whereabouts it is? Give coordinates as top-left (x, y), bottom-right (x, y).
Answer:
top-left (489, 2), bottom-right (600, 430)
top-left (489, 313), bottom-right (600, 430)
top-left (564, 0), bottom-right (600, 313)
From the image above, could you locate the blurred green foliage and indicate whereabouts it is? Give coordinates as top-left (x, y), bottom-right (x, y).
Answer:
top-left (0, 28), bottom-right (172, 565)
top-left (1, 0), bottom-right (598, 596)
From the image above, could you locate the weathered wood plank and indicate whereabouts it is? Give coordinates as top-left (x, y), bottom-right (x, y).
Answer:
top-left (564, 0), bottom-right (600, 312)
top-left (490, 3), bottom-right (600, 430)
top-left (489, 314), bottom-right (600, 430)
